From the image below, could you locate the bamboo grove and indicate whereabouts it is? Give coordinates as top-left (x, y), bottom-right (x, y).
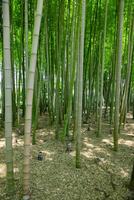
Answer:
top-left (0, 0), bottom-right (134, 199)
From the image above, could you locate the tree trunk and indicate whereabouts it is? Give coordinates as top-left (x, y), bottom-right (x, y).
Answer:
top-left (113, 0), bottom-right (124, 151)
top-left (25, 0), bottom-right (29, 84)
top-left (76, 0), bottom-right (86, 168)
top-left (23, 0), bottom-right (43, 198)
top-left (97, 0), bottom-right (108, 136)
top-left (2, 0), bottom-right (14, 196)
top-left (120, 11), bottom-right (134, 125)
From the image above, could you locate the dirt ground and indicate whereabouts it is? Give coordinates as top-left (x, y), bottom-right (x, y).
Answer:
top-left (0, 114), bottom-right (134, 200)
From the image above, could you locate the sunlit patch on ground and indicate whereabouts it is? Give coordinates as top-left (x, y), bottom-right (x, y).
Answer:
top-left (119, 139), bottom-right (134, 147)
top-left (81, 150), bottom-right (94, 159)
top-left (83, 140), bottom-right (94, 148)
top-left (0, 139), bottom-right (5, 148)
top-left (102, 138), bottom-right (113, 145)
top-left (41, 150), bottom-right (55, 161)
top-left (13, 139), bottom-right (24, 147)
top-left (122, 131), bottom-right (134, 137)
top-left (13, 167), bottom-right (19, 175)
top-left (0, 164), bottom-right (6, 178)
top-left (120, 168), bottom-right (129, 178)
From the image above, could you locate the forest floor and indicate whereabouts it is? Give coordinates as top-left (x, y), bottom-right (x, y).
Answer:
top-left (0, 113), bottom-right (134, 200)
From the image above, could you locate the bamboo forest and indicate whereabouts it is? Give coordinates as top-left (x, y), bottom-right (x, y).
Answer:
top-left (0, 0), bottom-right (134, 199)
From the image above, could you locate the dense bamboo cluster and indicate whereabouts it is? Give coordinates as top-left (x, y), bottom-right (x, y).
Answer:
top-left (0, 0), bottom-right (134, 198)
